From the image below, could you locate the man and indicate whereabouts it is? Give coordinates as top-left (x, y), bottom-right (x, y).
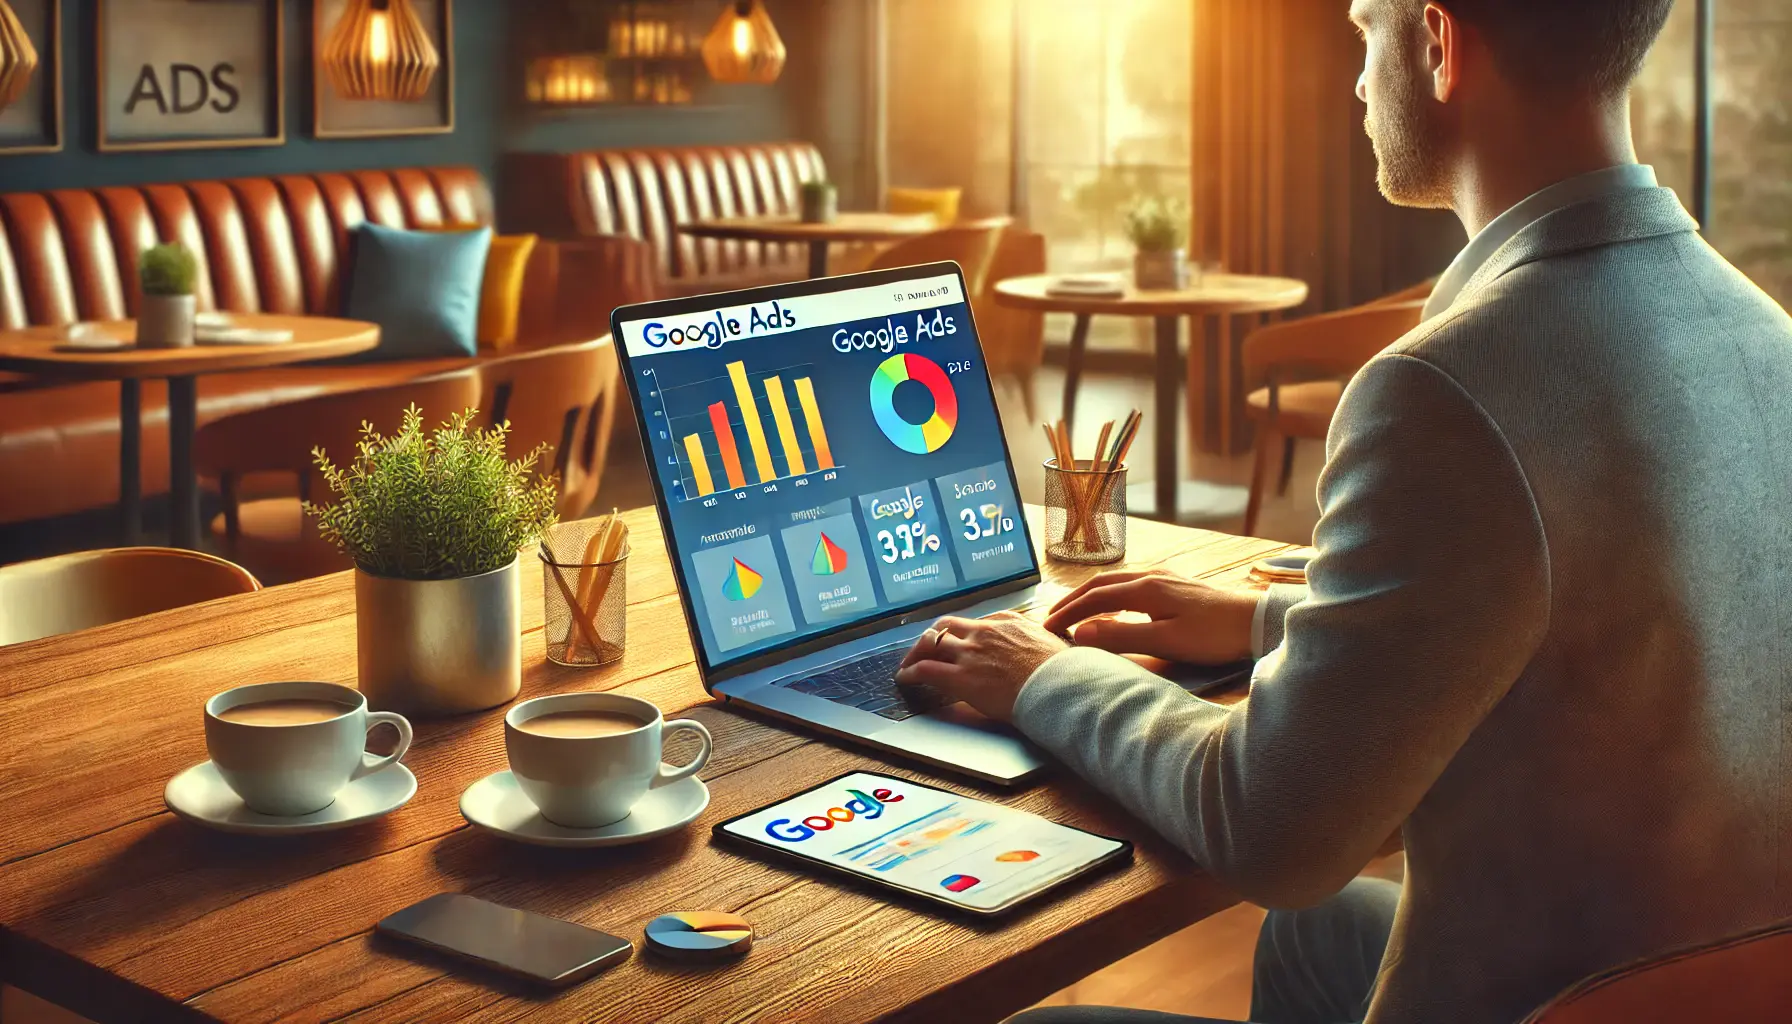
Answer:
top-left (897, 1), bottom-right (1792, 1022)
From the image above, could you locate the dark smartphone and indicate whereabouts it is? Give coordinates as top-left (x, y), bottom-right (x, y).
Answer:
top-left (376, 893), bottom-right (632, 988)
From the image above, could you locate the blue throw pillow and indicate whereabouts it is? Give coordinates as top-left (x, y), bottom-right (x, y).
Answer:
top-left (344, 222), bottom-right (492, 360)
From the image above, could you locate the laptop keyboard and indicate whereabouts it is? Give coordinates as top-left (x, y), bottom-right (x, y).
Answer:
top-left (776, 645), bottom-right (949, 721)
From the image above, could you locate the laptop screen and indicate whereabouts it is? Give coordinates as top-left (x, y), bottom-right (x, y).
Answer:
top-left (613, 263), bottom-right (1040, 678)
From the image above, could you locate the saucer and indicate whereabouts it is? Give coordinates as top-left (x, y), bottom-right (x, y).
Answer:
top-left (164, 753), bottom-right (417, 835)
top-left (459, 771), bottom-right (709, 848)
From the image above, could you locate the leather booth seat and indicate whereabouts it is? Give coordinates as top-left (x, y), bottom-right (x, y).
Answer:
top-left (0, 166), bottom-right (638, 527)
top-left (503, 142), bottom-right (827, 298)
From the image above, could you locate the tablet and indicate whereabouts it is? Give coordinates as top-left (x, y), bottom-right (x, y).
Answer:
top-left (714, 771), bottom-right (1132, 915)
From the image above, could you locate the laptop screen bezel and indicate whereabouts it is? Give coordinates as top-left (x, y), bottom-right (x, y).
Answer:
top-left (609, 260), bottom-right (1043, 689)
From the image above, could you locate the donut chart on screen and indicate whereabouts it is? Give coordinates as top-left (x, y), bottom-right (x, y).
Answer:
top-left (870, 353), bottom-right (959, 454)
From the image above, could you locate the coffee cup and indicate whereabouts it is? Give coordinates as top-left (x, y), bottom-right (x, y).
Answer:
top-left (505, 692), bottom-right (711, 828)
top-left (204, 681), bottom-right (413, 816)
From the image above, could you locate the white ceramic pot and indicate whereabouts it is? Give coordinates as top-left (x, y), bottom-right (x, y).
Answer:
top-left (137, 294), bottom-right (196, 349)
top-left (1134, 249), bottom-right (1191, 291)
top-left (355, 556), bottom-right (522, 717)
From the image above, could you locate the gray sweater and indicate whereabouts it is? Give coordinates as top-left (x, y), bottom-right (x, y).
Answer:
top-left (1013, 186), bottom-right (1792, 1024)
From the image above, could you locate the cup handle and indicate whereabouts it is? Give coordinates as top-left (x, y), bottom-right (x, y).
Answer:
top-left (352, 711), bottom-right (413, 780)
top-left (652, 719), bottom-right (712, 788)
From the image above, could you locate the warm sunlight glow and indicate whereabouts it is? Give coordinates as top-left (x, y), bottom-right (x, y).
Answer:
top-left (732, 18), bottom-right (751, 57)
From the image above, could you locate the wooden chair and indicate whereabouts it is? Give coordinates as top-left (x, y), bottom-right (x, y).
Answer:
top-left (864, 217), bottom-right (1012, 292)
top-left (193, 369), bottom-right (482, 583)
top-left (1519, 917), bottom-right (1792, 1022)
top-left (885, 186), bottom-right (963, 224)
top-left (974, 228), bottom-right (1048, 421)
top-left (1241, 299), bottom-right (1426, 535)
top-left (0, 547), bottom-right (259, 646)
top-left (475, 338), bottom-right (622, 520)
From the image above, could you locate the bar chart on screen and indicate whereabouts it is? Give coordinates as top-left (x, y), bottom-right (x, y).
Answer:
top-left (645, 358), bottom-right (842, 504)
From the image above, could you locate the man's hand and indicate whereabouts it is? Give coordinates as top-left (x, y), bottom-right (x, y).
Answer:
top-left (894, 611), bottom-right (1069, 722)
top-left (1042, 569), bottom-right (1259, 665)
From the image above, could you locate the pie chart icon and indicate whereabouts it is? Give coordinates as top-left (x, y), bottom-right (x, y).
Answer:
top-left (870, 353), bottom-right (958, 454)
top-left (644, 911), bottom-right (754, 962)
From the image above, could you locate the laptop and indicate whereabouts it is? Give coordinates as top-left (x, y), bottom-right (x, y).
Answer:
top-left (610, 261), bottom-right (1048, 785)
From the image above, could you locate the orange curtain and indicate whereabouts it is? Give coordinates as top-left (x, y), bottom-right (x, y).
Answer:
top-left (1188, 0), bottom-right (1459, 453)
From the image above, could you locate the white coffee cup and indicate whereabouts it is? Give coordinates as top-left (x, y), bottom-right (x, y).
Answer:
top-left (204, 681), bottom-right (413, 816)
top-left (505, 692), bottom-right (712, 829)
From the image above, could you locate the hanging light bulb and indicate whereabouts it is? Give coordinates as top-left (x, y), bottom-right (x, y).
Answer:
top-left (0, 0), bottom-right (39, 110)
top-left (702, 0), bottom-right (785, 85)
top-left (322, 0), bottom-right (439, 102)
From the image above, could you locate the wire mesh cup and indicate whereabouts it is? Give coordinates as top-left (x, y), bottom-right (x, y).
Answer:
top-left (541, 520), bottom-right (629, 667)
top-left (1044, 458), bottom-right (1128, 564)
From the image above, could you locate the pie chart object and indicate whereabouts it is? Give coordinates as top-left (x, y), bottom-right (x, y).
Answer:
top-left (870, 353), bottom-right (959, 454)
top-left (644, 911), bottom-right (754, 962)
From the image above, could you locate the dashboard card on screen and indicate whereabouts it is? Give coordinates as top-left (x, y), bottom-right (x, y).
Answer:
top-left (717, 772), bottom-right (1128, 913)
top-left (614, 270), bottom-right (1038, 674)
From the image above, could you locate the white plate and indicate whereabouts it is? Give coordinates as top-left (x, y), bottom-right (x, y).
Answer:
top-left (460, 770), bottom-right (709, 848)
top-left (164, 753), bottom-right (417, 836)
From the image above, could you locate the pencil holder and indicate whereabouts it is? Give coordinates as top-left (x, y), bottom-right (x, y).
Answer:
top-left (1044, 459), bottom-right (1128, 564)
top-left (540, 520), bottom-right (628, 667)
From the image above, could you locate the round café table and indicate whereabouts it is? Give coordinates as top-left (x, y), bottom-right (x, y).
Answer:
top-left (994, 273), bottom-right (1308, 522)
top-left (679, 212), bottom-right (941, 279)
top-left (0, 314), bottom-right (378, 549)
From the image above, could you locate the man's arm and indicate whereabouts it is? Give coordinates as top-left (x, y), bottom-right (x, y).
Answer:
top-left (1012, 353), bottom-right (1551, 907)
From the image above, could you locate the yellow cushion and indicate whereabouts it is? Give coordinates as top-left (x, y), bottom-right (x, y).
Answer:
top-left (421, 223), bottom-right (538, 350)
top-left (886, 187), bottom-right (961, 224)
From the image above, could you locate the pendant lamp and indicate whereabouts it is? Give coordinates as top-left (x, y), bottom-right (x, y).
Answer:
top-left (322, 0), bottom-right (440, 102)
top-left (0, 0), bottom-right (38, 110)
top-left (702, 0), bottom-right (785, 85)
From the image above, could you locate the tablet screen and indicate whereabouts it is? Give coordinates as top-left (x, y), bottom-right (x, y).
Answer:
top-left (717, 772), bottom-right (1128, 912)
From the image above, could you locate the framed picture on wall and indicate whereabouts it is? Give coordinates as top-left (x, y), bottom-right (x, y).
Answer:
top-left (0, 0), bottom-right (62, 154)
top-left (97, 0), bottom-right (284, 152)
top-left (313, 0), bottom-right (454, 138)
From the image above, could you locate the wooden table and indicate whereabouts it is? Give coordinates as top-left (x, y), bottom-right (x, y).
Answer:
top-left (679, 212), bottom-right (940, 279)
top-left (994, 274), bottom-right (1309, 522)
top-left (0, 507), bottom-right (1294, 1024)
top-left (0, 315), bottom-right (379, 549)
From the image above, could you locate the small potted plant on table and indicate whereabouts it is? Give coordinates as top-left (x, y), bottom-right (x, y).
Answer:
top-left (1125, 196), bottom-right (1192, 291)
top-left (138, 242), bottom-right (199, 348)
top-left (800, 179), bottom-right (838, 223)
top-left (306, 406), bottom-right (559, 717)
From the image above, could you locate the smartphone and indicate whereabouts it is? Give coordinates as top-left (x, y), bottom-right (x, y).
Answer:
top-left (376, 893), bottom-right (632, 988)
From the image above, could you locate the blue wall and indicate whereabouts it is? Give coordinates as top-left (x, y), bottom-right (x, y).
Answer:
top-left (0, 0), bottom-right (859, 196)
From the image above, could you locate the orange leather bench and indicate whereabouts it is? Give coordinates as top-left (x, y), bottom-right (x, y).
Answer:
top-left (0, 166), bottom-right (642, 527)
top-left (502, 141), bottom-right (826, 298)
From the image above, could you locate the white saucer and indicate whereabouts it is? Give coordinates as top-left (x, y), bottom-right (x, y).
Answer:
top-left (460, 771), bottom-right (709, 848)
top-left (164, 753), bottom-right (417, 835)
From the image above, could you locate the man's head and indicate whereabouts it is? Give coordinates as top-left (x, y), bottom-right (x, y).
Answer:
top-left (1351, 0), bottom-right (1674, 208)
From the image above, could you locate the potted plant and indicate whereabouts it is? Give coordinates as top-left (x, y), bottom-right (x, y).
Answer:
top-left (800, 179), bottom-right (838, 224)
top-left (305, 406), bottom-right (559, 717)
top-left (137, 242), bottom-right (198, 348)
top-left (1124, 196), bottom-right (1192, 291)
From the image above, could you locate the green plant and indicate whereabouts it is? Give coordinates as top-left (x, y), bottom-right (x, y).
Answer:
top-left (1123, 196), bottom-right (1188, 253)
top-left (304, 406), bottom-right (559, 580)
top-left (139, 242), bottom-right (198, 297)
top-left (801, 179), bottom-right (836, 196)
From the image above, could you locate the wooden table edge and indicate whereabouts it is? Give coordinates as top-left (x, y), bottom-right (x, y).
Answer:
top-left (0, 322), bottom-right (380, 380)
top-left (990, 281), bottom-right (1311, 319)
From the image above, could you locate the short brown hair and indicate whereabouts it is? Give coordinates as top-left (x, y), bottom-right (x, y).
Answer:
top-left (1426, 0), bottom-right (1674, 97)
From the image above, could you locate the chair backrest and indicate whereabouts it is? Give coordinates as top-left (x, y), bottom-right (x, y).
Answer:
top-left (194, 368), bottom-right (483, 501)
top-left (1521, 918), bottom-right (1792, 1023)
top-left (476, 339), bottom-right (621, 518)
top-left (502, 142), bottom-right (827, 279)
top-left (865, 217), bottom-right (1013, 296)
top-left (0, 167), bottom-right (493, 329)
top-left (1241, 299), bottom-right (1425, 393)
top-left (0, 547), bottom-right (260, 646)
top-left (886, 187), bottom-right (963, 224)
top-left (973, 228), bottom-right (1048, 376)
